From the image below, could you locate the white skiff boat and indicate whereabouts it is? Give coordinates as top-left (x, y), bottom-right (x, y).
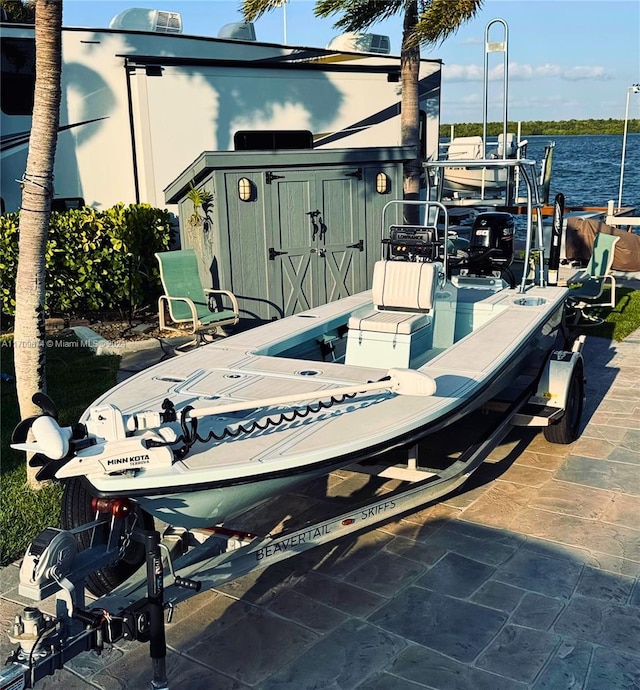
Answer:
top-left (441, 134), bottom-right (515, 194)
top-left (14, 190), bottom-right (572, 531)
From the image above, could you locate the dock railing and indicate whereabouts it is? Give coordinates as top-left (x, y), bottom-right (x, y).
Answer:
top-left (605, 200), bottom-right (640, 228)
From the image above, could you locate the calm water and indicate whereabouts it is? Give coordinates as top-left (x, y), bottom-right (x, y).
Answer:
top-left (524, 133), bottom-right (640, 211)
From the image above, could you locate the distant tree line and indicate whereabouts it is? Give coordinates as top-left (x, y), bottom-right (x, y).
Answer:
top-left (440, 119), bottom-right (640, 137)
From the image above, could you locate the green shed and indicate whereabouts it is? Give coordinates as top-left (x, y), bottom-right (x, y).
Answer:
top-left (165, 147), bottom-right (412, 322)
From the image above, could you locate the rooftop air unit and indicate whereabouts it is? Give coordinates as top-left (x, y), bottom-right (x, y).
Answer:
top-left (326, 32), bottom-right (391, 54)
top-left (217, 22), bottom-right (257, 41)
top-left (109, 8), bottom-right (183, 34)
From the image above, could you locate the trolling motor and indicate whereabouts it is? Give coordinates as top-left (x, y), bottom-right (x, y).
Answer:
top-left (11, 369), bottom-right (439, 483)
top-left (10, 394), bottom-right (180, 482)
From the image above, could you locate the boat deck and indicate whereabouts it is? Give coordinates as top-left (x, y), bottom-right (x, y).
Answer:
top-left (1, 325), bottom-right (639, 689)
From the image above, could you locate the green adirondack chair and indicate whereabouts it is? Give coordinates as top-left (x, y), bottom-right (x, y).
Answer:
top-left (566, 233), bottom-right (619, 323)
top-left (156, 249), bottom-right (239, 343)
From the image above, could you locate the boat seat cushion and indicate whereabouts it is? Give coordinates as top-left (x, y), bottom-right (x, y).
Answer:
top-left (446, 135), bottom-right (483, 161)
top-left (372, 260), bottom-right (440, 313)
top-left (348, 309), bottom-right (430, 335)
top-left (348, 261), bottom-right (440, 335)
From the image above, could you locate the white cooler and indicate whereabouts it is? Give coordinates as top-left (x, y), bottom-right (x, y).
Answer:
top-left (345, 260), bottom-right (441, 369)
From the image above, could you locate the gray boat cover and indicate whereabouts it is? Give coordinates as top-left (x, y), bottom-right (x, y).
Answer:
top-left (565, 218), bottom-right (640, 271)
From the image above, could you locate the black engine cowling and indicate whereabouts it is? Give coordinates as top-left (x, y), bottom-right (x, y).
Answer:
top-left (466, 211), bottom-right (515, 275)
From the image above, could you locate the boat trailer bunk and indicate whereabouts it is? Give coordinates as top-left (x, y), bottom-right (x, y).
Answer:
top-left (1, 333), bottom-right (585, 690)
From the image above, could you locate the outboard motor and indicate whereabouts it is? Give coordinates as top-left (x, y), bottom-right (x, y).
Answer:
top-left (467, 212), bottom-right (515, 276)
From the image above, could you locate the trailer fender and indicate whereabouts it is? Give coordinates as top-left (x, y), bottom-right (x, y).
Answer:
top-left (530, 349), bottom-right (584, 411)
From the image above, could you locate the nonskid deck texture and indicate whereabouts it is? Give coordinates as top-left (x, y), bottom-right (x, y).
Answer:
top-left (1, 328), bottom-right (639, 689)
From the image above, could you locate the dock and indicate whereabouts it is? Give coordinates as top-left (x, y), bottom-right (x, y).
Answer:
top-left (1, 300), bottom-right (639, 689)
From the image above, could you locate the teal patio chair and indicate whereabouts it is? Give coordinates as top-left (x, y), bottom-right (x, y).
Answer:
top-left (566, 233), bottom-right (619, 324)
top-left (155, 249), bottom-right (239, 344)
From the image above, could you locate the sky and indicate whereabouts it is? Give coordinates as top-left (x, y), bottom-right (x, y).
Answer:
top-left (61, 0), bottom-right (640, 124)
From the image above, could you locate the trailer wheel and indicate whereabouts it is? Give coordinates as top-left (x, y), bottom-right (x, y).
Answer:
top-left (60, 477), bottom-right (154, 597)
top-left (543, 363), bottom-right (584, 445)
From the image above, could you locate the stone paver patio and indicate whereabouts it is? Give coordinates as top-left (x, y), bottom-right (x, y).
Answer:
top-left (1, 325), bottom-right (638, 690)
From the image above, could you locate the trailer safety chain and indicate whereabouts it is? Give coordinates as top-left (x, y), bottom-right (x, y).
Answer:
top-left (116, 513), bottom-right (139, 564)
top-left (100, 609), bottom-right (117, 644)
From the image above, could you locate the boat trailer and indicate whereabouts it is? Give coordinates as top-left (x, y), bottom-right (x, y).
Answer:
top-left (1, 337), bottom-right (585, 690)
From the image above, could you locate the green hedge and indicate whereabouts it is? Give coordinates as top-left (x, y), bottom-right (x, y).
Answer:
top-left (0, 204), bottom-right (175, 317)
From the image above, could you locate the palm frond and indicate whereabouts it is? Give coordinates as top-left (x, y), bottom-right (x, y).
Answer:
top-left (243, 0), bottom-right (481, 44)
top-left (315, 0), bottom-right (404, 33)
top-left (242, 0), bottom-right (287, 23)
top-left (408, 0), bottom-right (482, 47)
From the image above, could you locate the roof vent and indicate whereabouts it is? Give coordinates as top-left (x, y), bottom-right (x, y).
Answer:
top-left (217, 22), bottom-right (256, 41)
top-left (326, 32), bottom-right (391, 54)
top-left (109, 8), bottom-right (183, 34)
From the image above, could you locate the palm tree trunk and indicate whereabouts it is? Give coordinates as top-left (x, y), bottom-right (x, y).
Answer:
top-left (13, 0), bottom-right (62, 489)
top-left (401, 0), bottom-right (421, 223)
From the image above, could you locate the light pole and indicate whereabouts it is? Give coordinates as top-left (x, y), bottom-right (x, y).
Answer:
top-left (277, 0), bottom-right (288, 44)
top-left (618, 83), bottom-right (639, 209)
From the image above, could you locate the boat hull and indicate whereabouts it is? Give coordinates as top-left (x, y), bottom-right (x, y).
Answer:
top-left (132, 465), bottom-right (335, 529)
top-left (443, 166), bottom-right (508, 192)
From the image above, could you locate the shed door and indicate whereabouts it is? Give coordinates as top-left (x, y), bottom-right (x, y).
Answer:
top-left (268, 172), bottom-right (317, 316)
top-left (317, 170), bottom-right (364, 304)
top-left (267, 169), bottom-right (364, 317)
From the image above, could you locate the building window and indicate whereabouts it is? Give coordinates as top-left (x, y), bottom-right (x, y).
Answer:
top-left (1, 38), bottom-right (36, 116)
top-left (234, 130), bottom-right (313, 151)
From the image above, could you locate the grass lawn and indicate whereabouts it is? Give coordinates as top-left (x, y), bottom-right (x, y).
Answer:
top-left (573, 286), bottom-right (640, 341)
top-left (1, 331), bottom-right (120, 566)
